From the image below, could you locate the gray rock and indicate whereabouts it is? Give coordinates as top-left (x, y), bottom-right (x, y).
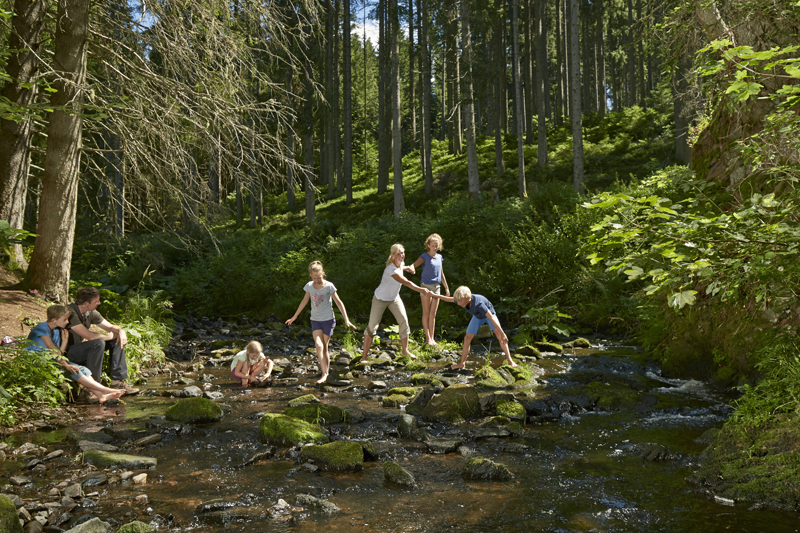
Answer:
top-left (43, 450), bottom-right (64, 461)
top-left (203, 391), bottom-right (224, 400)
top-left (133, 435), bottom-right (162, 447)
top-left (295, 494), bottom-right (340, 513)
top-left (397, 414), bottom-right (418, 439)
top-left (426, 437), bottom-right (464, 454)
top-left (63, 484), bottom-right (82, 499)
top-left (623, 443), bottom-right (677, 461)
top-left (78, 441), bottom-right (119, 453)
top-left (23, 519), bottom-right (42, 533)
top-left (66, 431), bottom-right (114, 445)
top-left (82, 450), bottom-right (157, 470)
top-left (368, 381), bottom-right (387, 390)
top-left (10, 475), bottom-right (32, 486)
top-left (463, 457), bottom-right (514, 481)
top-left (64, 517), bottom-right (113, 532)
top-left (381, 461), bottom-right (417, 488)
top-left (81, 473), bottom-right (108, 488)
top-left (471, 427), bottom-right (511, 439)
top-left (180, 385), bottom-right (204, 398)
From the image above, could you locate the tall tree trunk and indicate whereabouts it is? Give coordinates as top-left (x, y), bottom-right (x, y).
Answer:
top-left (325, 0), bottom-right (335, 199)
top-left (377, 0), bottom-right (389, 194)
top-left (343, 0), bottom-right (353, 203)
top-left (390, 0), bottom-right (404, 217)
top-left (596, 0), bottom-right (606, 117)
top-left (286, 68), bottom-right (296, 208)
top-left (673, 53), bottom-right (692, 165)
top-left (304, 56), bottom-right (316, 224)
top-left (22, 0), bottom-right (89, 301)
top-left (421, 0), bottom-right (434, 193)
top-left (494, 5), bottom-right (506, 174)
top-left (334, 0), bottom-right (342, 195)
top-left (636, 0), bottom-right (645, 107)
top-left (555, 0), bottom-right (564, 124)
top-left (0, 0), bottom-right (47, 268)
top-left (408, 0), bottom-right (416, 146)
top-left (461, 0), bottom-right (480, 197)
top-left (535, 0), bottom-right (548, 167)
top-left (569, 0), bottom-right (584, 193)
top-left (626, 0), bottom-right (635, 107)
top-left (511, 0), bottom-right (526, 198)
top-left (523, 0), bottom-right (535, 145)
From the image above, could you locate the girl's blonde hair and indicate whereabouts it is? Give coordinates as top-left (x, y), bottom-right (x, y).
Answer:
top-left (425, 233), bottom-right (443, 251)
top-left (246, 340), bottom-right (263, 354)
top-left (386, 243), bottom-right (405, 266)
top-left (46, 305), bottom-right (71, 321)
top-left (309, 260), bottom-right (326, 279)
top-left (453, 286), bottom-right (472, 301)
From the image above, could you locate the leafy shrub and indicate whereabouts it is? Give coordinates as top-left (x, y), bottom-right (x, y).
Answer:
top-left (0, 344), bottom-right (66, 426)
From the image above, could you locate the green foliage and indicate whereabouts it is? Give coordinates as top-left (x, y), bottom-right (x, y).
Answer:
top-left (0, 344), bottom-right (67, 426)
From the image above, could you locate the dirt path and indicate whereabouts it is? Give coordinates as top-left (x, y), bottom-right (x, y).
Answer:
top-left (0, 268), bottom-right (48, 339)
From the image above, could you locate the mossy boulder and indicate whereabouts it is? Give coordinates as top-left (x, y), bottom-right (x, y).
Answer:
top-left (566, 337), bottom-right (591, 348)
top-left (474, 366), bottom-right (510, 389)
top-left (410, 373), bottom-right (443, 387)
top-left (514, 345), bottom-right (541, 358)
top-left (533, 341), bottom-right (563, 354)
top-left (506, 421), bottom-right (525, 435)
top-left (283, 404), bottom-right (349, 424)
top-left (496, 400), bottom-right (526, 421)
top-left (463, 457), bottom-right (514, 481)
top-left (165, 397), bottom-right (223, 424)
top-left (118, 521), bottom-right (157, 533)
top-left (501, 364), bottom-right (534, 383)
top-left (0, 494), bottom-right (22, 533)
top-left (585, 381), bottom-right (641, 410)
top-left (382, 461), bottom-right (417, 488)
top-left (299, 441), bottom-right (363, 472)
top-left (382, 394), bottom-right (410, 408)
top-left (387, 386), bottom-right (420, 397)
top-left (404, 361), bottom-right (429, 372)
top-left (287, 394), bottom-right (321, 407)
top-left (258, 413), bottom-right (329, 446)
top-left (421, 383), bottom-right (480, 424)
top-left (82, 450), bottom-right (157, 469)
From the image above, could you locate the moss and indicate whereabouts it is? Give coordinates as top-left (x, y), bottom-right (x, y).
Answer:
top-left (500, 364), bottom-right (534, 383)
top-left (382, 394), bottom-right (410, 408)
top-left (0, 494), bottom-right (22, 533)
top-left (463, 456), bottom-right (514, 481)
top-left (474, 366), bottom-right (509, 389)
top-left (584, 381), bottom-right (641, 410)
top-left (405, 361), bottom-right (429, 372)
top-left (165, 397), bottom-right (223, 424)
top-left (82, 450), bottom-right (157, 469)
top-left (496, 400), bottom-right (526, 420)
top-left (299, 441), bottom-right (363, 472)
top-left (118, 521), bottom-right (157, 533)
top-left (571, 337), bottom-right (592, 348)
top-left (478, 416), bottom-right (510, 427)
top-left (258, 413), bottom-right (329, 446)
top-left (387, 386), bottom-right (420, 397)
top-left (287, 394), bottom-right (321, 407)
top-left (514, 345), bottom-right (541, 358)
top-left (421, 383), bottom-right (480, 424)
top-left (533, 341), bottom-right (563, 354)
top-left (382, 461), bottom-right (417, 487)
top-left (506, 421), bottom-right (525, 435)
top-left (410, 373), bottom-right (442, 387)
top-left (283, 404), bottom-right (349, 424)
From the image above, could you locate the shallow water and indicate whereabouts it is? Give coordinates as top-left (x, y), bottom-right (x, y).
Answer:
top-left (3, 345), bottom-right (800, 532)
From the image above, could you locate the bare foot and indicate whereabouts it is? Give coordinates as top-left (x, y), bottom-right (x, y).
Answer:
top-left (316, 374), bottom-right (328, 384)
top-left (407, 353), bottom-right (418, 360)
top-left (451, 363), bottom-right (465, 370)
top-left (426, 340), bottom-right (437, 346)
top-left (97, 390), bottom-right (125, 403)
top-left (507, 360), bottom-right (519, 368)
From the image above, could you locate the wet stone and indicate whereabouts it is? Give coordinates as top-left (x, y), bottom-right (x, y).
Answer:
top-left (25, 458), bottom-right (43, 469)
top-left (295, 494), bottom-right (339, 513)
top-left (427, 437), bottom-right (464, 454)
top-left (471, 427), bottom-right (511, 439)
top-left (10, 475), bottom-right (33, 486)
top-left (133, 435), bottom-right (162, 447)
top-left (81, 473), bottom-right (109, 488)
top-left (368, 381), bottom-right (387, 390)
top-left (43, 450), bottom-right (64, 461)
top-left (382, 461), bottom-right (417, 488)
top-left (64, 484), bottom-right (83, 498)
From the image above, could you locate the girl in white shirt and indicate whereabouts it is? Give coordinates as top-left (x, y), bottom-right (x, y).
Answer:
top-left (231, 340), bottom-right (273, 387)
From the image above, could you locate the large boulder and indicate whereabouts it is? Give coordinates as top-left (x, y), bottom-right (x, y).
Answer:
top-left (117, 521), bottom-right (157, 533)
top-left (165, 397), bottom-right (223, 424)
top-left (462, 457), bottom-right (514, 481)
top-left (421, 384), bottom-right (480, 424)
top-left (64, 517), bottom-right (113, 532)
top-left (496, 400), bottom-right (526, 421)
top-left (299, 441), bottom-right (363, 472)
top-left (258, 413), bottom-right (329, 446)
top-left (474, 366), bottom-right (510, 389)
top-left (0, 494), bottom-right (22, 533)
top-left (382, 461), bottom-right (417, 488)
top-left (283, 404), bottom-right (349, 424)
top-left (82, 450), bottom-right (157, 469)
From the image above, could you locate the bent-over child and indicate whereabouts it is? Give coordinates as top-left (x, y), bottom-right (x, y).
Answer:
top-left (411, 233), bottom-right (450, 346)
top-left (432, 286), bottom-right (518, 370)
top-left (26, 305), bottom-right (126, 403)
top-left (231, 340), bottom-right (273, 387)
top-left (286, 261), bottom-right (357, 384)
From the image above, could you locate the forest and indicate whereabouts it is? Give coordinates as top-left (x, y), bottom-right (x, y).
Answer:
top-left (1, 0), bottom-right (800, 516)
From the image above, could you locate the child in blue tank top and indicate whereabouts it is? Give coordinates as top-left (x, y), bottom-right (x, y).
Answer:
top-left (411, 233), bottom-right (450, 346)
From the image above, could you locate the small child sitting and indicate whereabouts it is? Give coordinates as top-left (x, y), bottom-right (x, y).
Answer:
top-left (231, 340), bottom-right (274, 387)
top-left (26, 305), bottom-right (126, 403)
top-left (432, 286), bottom-right (518, 370)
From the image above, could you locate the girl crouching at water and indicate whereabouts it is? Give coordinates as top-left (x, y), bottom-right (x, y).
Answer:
top-left (286, 261), bottom-right (357, 384)
top-left (231, 340), bottom-right (273, 387)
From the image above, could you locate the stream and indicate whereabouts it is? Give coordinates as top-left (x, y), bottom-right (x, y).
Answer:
top-left (2, 335), bottom-right (800, 532)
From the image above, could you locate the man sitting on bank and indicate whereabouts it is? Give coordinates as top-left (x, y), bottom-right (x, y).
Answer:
top-left (65, 286), bottom-right (140, 395)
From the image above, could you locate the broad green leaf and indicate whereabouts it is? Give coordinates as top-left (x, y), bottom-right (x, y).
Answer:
top-left (668, 290), bottom-right (697, 309)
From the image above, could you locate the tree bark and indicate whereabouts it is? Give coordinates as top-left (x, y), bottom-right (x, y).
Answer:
top-left (535, 0), bottom-right (548, 167)
top-left (512, 0), bottom-right (526, 198)
top-left (303, 55), bottom-right (316, 224)
top-left (494, 5), bottom-right (505, 174)
top-left (390, 0), bottom-right (404, 217)
top-left (421, 0), bottom-right (434, 193)
top-left (555, 0), bottom-right (564, 124)
top-left (343, 0), bottom-right (353, 203)
top-left (0, 0), bottom-right (47, 267)
top-left (569, 0), bottom-right (584, 193)
top-left (596, 0), bottom-right (606, 117)
top-left (22, 0), bottom-right (90, 301)
top-left (461, 0), bottom-right (480, 197)
top-left (377, 0), bottom-right (389, 194)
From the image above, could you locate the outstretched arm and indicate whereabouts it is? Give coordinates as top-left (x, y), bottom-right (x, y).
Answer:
top-left (331, 293), bottom-right (357, 329)
top-left (432, 294), bottom-right (455, 303)
top-left (440, 268), bottom-right (450, 296)
top-left (391, 273), bottom-right (431, 296)
top-left (286, 293), bottom-right (311, 325)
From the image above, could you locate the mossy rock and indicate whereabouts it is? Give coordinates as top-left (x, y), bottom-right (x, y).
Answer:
top-left (165, 397), bottom-right (223, 424)
top-left (463, 456), bottom-right (514, 481)
top-left (283, 404), bottom-right (349, 424)
top-left (258, 413), bottom-right (329, 446)
top-left (387, 386), bottom-right (420, 397)
top-left (287, 394), bottom-right (321, 407)
top-left (585, 381), bottom-right (641, 410)
top-left (421, 383), bottom-right (480, 425)
top-left (266, 322), bottom-right (284, 331)
top-left (566, 337), bottom-right (591, 348)
top-left (533, 341), bottom-right (563, 354)
top-left (404, 360), bottom-right (428, 372)
top-left (478, 416), bottom-right (511, 428)
top-left (500, 364), bottom-right (534, 383)
top-left (382, 394), bottom-right (410, 408)
top-left (506, 421), bottom-right (525, 435)
top-left (118, 521), bottom-right (157, 533)
top-left (410, 373), bottom-right (443, 387)
top-left (514, 345), bottom-right (541, 358)
top-left (0, 494), bottom-right (22, 533)
top-left (359, 440), bottom-right (378, 460)
top-left (496, 400), bottom-right (526, 421)
top-left (394, 355), bottom-right (411, 366)
top-left (382, 461), bottom-right (417, 488)
top-left (82, 450), bottom-right (157, 469)
top-left (299, 441), bottom-right (363, 472)
top-left (474, 366), bottom-right (510, 389)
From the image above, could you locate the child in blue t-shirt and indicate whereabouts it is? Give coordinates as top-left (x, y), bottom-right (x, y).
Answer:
top-left (432, 286), bottom-right (518, 370)
top-left (411, 233), bottom-right (450, 346)
top-left (27, 305), bottom-right (126, 403)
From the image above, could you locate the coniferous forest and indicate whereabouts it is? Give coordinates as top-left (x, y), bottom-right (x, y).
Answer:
top-left (1, 0), bottom-right (800, 519)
